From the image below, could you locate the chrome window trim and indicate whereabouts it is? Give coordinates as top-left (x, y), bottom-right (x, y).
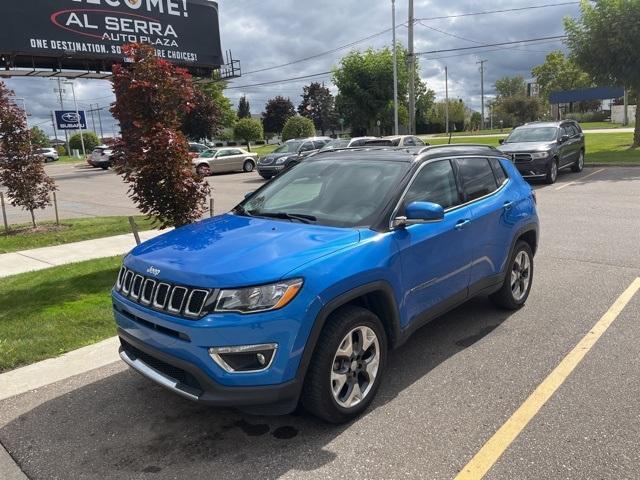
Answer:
top-left (153, 283), bottom-right (171, 309)
top-left (184, 289), bottom-right (210, 318)
top-left (168, 286), bottom-right (188, 314)
top-left (389, 155), bottom-right (511, 230)
top-left (140, 278), bottom-right (156, 305)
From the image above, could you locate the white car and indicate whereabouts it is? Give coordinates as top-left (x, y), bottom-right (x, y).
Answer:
top-left (36, 148), bottom-right (59, 162)
top-left (319, 137), bottom-right (378, 151)
top-left (192, 147), bottom-right (259, 176)
top-left (89, 146), bottom-right (114, 170)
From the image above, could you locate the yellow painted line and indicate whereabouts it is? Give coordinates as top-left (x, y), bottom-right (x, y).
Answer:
top-left (455, 277), bottom-right (640, 480)
top-left (555, 168), bottom-right (604, 190)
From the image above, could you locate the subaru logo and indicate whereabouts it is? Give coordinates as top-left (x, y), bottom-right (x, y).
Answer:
top-left (61, 112), bottom-right (80, 123)
top-left (146, 266), bottom-right (161, 277)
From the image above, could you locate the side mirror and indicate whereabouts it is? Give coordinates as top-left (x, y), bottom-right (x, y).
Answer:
top-left (244, 191), bottom-right (254, 199)
top-left (560, 134), bottom-right (570, 143)
top-left (498, 139), bottom-right (505, 145)
top-left (392, 201), bottom-right (444, 229)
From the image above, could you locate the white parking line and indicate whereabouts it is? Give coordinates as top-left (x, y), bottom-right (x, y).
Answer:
top-left (555, 168), bottom-right (605, 190)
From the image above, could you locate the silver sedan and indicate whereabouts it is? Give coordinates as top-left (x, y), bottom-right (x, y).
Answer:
top-left (192, 147), bottom-right (259, 176)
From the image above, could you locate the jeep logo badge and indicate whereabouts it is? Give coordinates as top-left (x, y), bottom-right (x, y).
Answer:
top-left (146, 266), bottom-right (161, 277)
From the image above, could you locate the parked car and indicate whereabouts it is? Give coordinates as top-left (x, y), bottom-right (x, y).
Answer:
top-left (384, 135), bottom-right (427, 147)
top-left (497, 120), bottom-right (585, 184)
top-left (113, 144), bottom-right (539, 423)
top-left (189, 142), bottom-right (208, 158)
top-left (257, 137), bottom-right (331, 179)
top-left (35, 147), bottom-right (59, 163)
top-left (88, 145), bottom-right (113, 170)
top-left (192, 147), bottom-right (258, 176)
top-left (319, 137), bottom-right (378, 151)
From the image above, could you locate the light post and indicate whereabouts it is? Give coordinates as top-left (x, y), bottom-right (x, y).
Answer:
top-left (11, 97), bottom-right (31, 150)
top-left (63, 81), bottom-right (86, 157)
top-left (391, 0), bottom-right (399, 135)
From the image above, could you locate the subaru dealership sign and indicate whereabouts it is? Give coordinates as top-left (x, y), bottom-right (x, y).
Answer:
top-left (55, 110), bottom-right (88, 130)
top-left (0, 0), bottom-right (223, 74)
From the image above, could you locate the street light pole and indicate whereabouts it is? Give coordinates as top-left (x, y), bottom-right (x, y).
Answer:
top-left (12, 97), bottom-right (31, 151)
top-left (445, 66), bottom-right (449, 134)
top-left (408, 0), bottom-right (415, 135)
top-left (392, 0), bottom-right (399, 136)
top-left (477, 59), bottom-right (487, 130)
top-left (64, 81), bottom-right (85, 157)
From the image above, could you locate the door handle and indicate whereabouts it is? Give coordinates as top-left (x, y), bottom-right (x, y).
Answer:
top-left (503, 201), bottom-right (514, 211)
top-left (455, 219), bottom-right (471, 230)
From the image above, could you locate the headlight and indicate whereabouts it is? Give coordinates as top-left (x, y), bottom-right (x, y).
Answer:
top-left (215, 279), bottom-right (303, 313)
top-left (531, 152), bottom-right (549, 159)
top-left (275, 156), bottom-right (289, 165)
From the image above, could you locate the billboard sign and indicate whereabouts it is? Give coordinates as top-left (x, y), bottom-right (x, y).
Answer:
top-left (55, 110), bottom-right (88, 130)
top-left (0, 1), bottom-right (223, 74)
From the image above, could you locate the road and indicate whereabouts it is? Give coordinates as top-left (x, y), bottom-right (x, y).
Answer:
top-left (1, 167), bottom-right (639, 479)
top-left (0, 162), bottom-right (263, 225)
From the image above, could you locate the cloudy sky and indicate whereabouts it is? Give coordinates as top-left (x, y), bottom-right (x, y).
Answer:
top-left (3, 0), bottom-right (581, 138)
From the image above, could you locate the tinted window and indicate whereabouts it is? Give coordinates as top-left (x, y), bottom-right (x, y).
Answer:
top-left (300, 142), bottom-right (315, 152)
top-left (562, 126), bottom-right (573, 138)
top-left (456, 158), bottom-right (498, 201)
top-left (313, 140), bottom-right (328, 149)
top-left (414, 137), bottom-right (426, 146)
top-left (489, 158), bottom-right (508, 186)
top-left (349, 139), bottom-right (368, 147)
top-left (404, 160), bottom-right (460, 210)
top-left (229, 149), bottom-right (243, 155)
top-left (404, 137), bottom-right (415, 146)
top-left (506, 127), bottom-right (558, 143)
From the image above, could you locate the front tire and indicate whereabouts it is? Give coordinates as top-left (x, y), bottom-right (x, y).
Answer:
top-left (302, 306), bottom-right (387, 424)
top-left (490, 241), bottom-right (534, 310)
top-left (544, 158), bottom-right (558, 184)
top-left (571, 150), bottom-right (585, 173)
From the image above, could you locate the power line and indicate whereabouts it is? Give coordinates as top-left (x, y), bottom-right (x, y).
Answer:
top-left (416, 35), bottom-right (567, 56)
top-left (226, 71), bottom-right (333, 90)
top-left (415, 1), bottom-right (580, 22)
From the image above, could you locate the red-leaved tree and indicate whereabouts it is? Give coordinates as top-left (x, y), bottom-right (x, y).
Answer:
top-left (110, 43), bottom-right (210, 228)
top-left (0, 81), bottom-right (56, 227)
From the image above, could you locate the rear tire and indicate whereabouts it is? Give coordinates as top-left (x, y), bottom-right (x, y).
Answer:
top-left (544, 158), bottom-right (558, 184)
top-left (571, 150), bottom-right (585, 173)
top-left (490, 241), bottom-right (534, 310)
top-left (243, 160), bottom-right (255, 172)
top-left (302, 305), bottom-right (387, 424)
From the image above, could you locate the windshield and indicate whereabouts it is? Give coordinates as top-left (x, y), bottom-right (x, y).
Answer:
top-left (506, 127), bottom-right (558, 143)
top-left (238, 158), bottom-right (407, 228)
top-left (320, 139), bottom-right (350, 151)
top-left (273, 142), bottom-right (302, 154)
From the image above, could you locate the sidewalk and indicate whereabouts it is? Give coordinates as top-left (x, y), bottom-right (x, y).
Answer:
top-left (0, 229), bottom-right (166, 278)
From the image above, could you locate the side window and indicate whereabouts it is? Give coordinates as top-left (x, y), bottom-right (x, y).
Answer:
top-left (300, 142), bottom-right (314, 152)
top-left (403, 160), bottom-right (461, 210)
top-left (570, 125), bottom-right (580, 137)
top-left (404, 137), bottom-right (415, 146)
top-left (230, 149), bottom-right (243, 155)
top-left (313, 140), bottom-right (327, 149)
top-left (414, 137), bottom-right (425, 146)
top-left (216, 150), bottom-right (230, 157)
top-left (562, 126), bottom-right (573, 138)
top-left (489, 158), bottom-right (508, 186)
top-left (456, 158), bottom-right (498, 202)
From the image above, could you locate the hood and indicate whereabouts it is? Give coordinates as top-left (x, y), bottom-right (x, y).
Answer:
top-left (125, 213), bottom-right (361, 288)
top-left (260, 152), bottom-right (297, 164)
top-left (498, 142), bottom-right (555, 153)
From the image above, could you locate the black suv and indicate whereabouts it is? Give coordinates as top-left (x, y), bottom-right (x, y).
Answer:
top-left (498, 120), bottom-right (585, 184)
top-left (257, 137), bottom-right (331, 179)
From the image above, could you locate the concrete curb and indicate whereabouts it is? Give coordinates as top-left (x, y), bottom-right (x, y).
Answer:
top-left (585, 163), bottom-right (640, 167)
top-left (0, 442), bottom-right (28, 480)
top-left (0, 337), bottom-right (120, 402)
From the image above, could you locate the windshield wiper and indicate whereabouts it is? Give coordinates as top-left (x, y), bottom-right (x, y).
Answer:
top-left (233, 205), bottom-right (252, 217)
top-left (248, 211), bottom-right (317, 224)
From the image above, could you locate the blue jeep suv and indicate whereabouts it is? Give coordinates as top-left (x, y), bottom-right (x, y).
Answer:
top-left (113, 145), bottom-right (539, 423)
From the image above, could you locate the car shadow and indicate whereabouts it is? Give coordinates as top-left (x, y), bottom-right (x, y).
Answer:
top-left (0, 297), bottom-right (514, 480)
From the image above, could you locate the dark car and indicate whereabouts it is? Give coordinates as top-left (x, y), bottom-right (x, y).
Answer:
top-left (257, 137), bottom-right (331, 179)
top-left (497, 120), bottom-right (585, 184)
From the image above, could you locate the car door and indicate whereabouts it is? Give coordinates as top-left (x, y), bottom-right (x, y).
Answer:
top-left (559, 125), bottom-right (577, 167)
top-left (393, 159), bottom-right (474, 327)
top-left (227, 149), bottom-right (244, 171)
top-left (212, 149), bottom-right (232, 173)
top-left (455, 157), bottom-right (515, 292)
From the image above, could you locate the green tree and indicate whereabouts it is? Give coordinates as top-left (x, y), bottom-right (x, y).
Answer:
top-left (199, 82), bottom-right (237, 129)
top-left (262, 96), bottom-right (296, 136)
top-left (29, 126), bottom-right (51, 148)
top-left (298, 82), bottom-right (338, 135)
top-left (69, 131), bottom-right (100, 153)
top-left (531, 51), bottom-right (592, 101)
top-left (333, 44), bottom-right (434, 135)
top-left (427, 99), bottom-right (466, 133)
top-left (565, 0), bottom-right (640, 145)
top-left (237, 95), bottom-right (251, 119)
top-left (182, 88), bottom-right (222, 141)
top-left (233, 118), bottom-right (263, 151)
top-left (469, 112), bottom-right (482, 131)
top-left (493, 96), bottom-right (543, 127)
top-left (281, 116), bottom-right (315, 141)
top-left (494, 76), bottom-right (526, 98)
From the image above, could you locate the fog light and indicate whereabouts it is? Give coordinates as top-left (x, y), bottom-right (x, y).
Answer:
top-left (209, 343), bottom-right (277, 373)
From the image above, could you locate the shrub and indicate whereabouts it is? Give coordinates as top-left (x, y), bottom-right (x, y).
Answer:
top-left (281, 116), bottom-right (315, 141)
top-left (69, 132), bottom-right (100, 154)
top-left (564, 111), bottom-right (608, 123)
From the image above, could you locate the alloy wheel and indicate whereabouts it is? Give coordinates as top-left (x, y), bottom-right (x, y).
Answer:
top-left (511, 250), bottom-right (531, 302)
top-left (330, 326), bottom-right (380, 408)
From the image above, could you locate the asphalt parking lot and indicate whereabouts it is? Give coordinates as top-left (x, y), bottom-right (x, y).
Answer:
top-left (1, 166), bottom-right (639, 479)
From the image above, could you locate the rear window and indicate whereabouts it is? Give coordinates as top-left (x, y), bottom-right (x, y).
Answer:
top-left (456, 158), bottom-right (498, 202)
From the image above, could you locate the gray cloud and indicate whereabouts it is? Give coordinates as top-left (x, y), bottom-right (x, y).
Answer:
top-left (4, 0), bottom-right (579, 137)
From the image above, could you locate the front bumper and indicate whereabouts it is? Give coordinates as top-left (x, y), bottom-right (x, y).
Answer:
top-left (512, 157), bottom-right (550, 178)
top-left (257, 164), bottom-right (285, 176)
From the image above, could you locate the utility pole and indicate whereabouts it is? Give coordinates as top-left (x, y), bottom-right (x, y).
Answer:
top-left (89, 103), bottom-right (97, 136)
top-left (96, 105), bottom-right (105, 140)
top-left (64, 81), bottom-right (86, 157)
top-left (51, 111), bottom-right (59, 145)
top-left (445, 66), bottom-right (449, 134)
top-left (623, 87), bottom-right (629, 126)
top-left (53, 78), bottom-right (70, 156)
top-left (477, 59), bottom-right (487, 130)
top-left (391, 0), bottom-right (399, 136)
top-left (408, 0), bottom-right (415, 135)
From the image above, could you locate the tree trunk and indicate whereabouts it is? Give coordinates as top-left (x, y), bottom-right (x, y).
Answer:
top-left (246, 141), bottom-right (251, 152)
top-left (634, 100), bottom-right (640, 148)
top-left (29, 209), bottom-right (36, 228)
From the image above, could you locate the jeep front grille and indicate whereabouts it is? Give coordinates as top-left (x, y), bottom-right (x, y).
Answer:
top-left (114, 266), bottom-right (213, 319)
